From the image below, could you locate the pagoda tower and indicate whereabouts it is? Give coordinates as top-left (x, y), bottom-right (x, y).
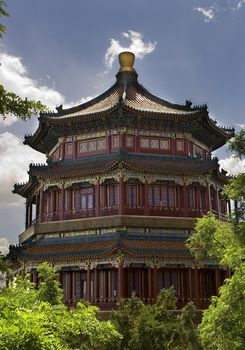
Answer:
top-left (12, 52), bottom-right (234, 310)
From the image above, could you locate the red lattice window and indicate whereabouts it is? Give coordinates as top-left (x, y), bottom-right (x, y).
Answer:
top-left (81, 188), bottom-right (94, 210)
top-left (65, 143), bottom-right (73, 156)
top-left (126, 136), bottom-right (134, 148)
top-left (149, 186), bottom-right (176, 208)
top-left (160, 139), bottom-right (170, 150)
top-left (112, 135), bottom-right (119, 149)
top-left (176, 139), bottom-right (184, 151)
top-left (102, 184), bottom-right (119, 207)
top-left (127, 185), bottom-right (137, 206)
top-left (188, 188), bottom-right (194, 209)
top-left (78, 138), bottom-right (106, 154)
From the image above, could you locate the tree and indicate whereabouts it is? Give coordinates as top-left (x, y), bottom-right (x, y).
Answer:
top-left (37, 262), bottom-right (63, 305)
top-left (0, 1), bottom-right (47, 119)
top-left (111, 289), bottom-right (201, 350)
top-left (0, 1), bottom-right (8, 37)
top-left (187, 129), bottom-right (245, 350)
top-left (199, 263), bottom-right (245, 350)
top-left (0, 263), bottom-right (121, 350)
top-left (228, 129), bottom-right (245, 160)
top-left (225, 129), bottom-right (245, 224)
top-left (0, 85), bottom-right (48, 119)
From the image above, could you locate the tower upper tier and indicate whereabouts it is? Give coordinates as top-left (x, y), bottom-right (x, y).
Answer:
top-left (24, 52), bottom-right (234, 153)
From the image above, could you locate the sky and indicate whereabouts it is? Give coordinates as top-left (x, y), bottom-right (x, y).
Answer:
top-left (0, 0), bottom-right (245, 253)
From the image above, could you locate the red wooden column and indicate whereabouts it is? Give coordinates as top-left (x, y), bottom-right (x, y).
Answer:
top-left (94, 268), bottom-right (98, 302)
top-left (95, 180), bottom-right (101, 217)
top-left (196, 186), bottom-right (201, 214)
top-left (72, 140), bottom-right (77, 159)
top-left (25, 202), bottom-right (29, 229)
top-left (148, 267), bottom-right (152, 301)
top-left (32, 270), bottom-right (37, 288)
top-left (182, 184), bottom-right (188, 217)
top-left (86, 264), bottom-right (91, 302)
top-left (228, 200), bottom-right (231, 216)
top-left (152, 266), bottom-right (158, 302)
top-left (69, 272), bottom-right (72, 304)
top-left (117, 262), bottom-right (124, 300)
top-left (216, 189), bottom-right (221, 219)
top-left (58, 142), bottom-right (64, 160)
top-left (140, 270), bottom-right (144, 299)
top-left (194, 265), bottom-right (200, 309)
top-left (180, 269), bottom-right (184, 301)
top-left (35, 193), bottom-right (38, 222)
top-left (106, 133), bottom-right (111, 154)
top-left (29, 202), bottom-right (33, 225)
top-left (39, 187), bottom-right (43, 222)
top-left (46, 192), bottom-right (51, 220)
top-left (26, 203), bottom-right (31, 227)
top-left (72, 271), bottom-right (76, 303)
top-left (144, 179), bottom-right (150, 216)
top-left (27, 204), bottom-right (31, 227)
top-left (119, 176), bottom-right (125, 215)
top-left (65, 272), bottom-right (71, 304)
top-left (60, 185), bottom-right (65, 220)
top-left (51, 190), bottom-right (55, 216)
top-left (206, 182), bottom-right (211, 212)
top-left (188, 267), bottom-right (193, 300)
top-left (59, 270), bottom-right (63, 289)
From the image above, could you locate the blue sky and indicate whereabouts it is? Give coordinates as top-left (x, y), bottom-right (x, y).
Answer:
top-left (0, 0), bottom-right (245, 251)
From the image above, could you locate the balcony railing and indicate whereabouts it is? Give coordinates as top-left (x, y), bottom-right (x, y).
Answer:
top-left (32, 206), bottom-right (228, 225)
top-left (101, 207), bottom-right (119, 216)
top-left (125, 207), bottom-right (144, 215)
top-left (149, 207), bottom-right (183, 217)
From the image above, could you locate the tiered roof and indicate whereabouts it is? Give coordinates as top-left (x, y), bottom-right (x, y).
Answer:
top-left (24, 52), bottom-right (234, 153)
top-left (13, 153), bottom-right (220, 198)
top-left (10, 232), bottom-right (191, 263)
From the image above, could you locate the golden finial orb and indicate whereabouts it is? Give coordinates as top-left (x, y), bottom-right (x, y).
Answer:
top-left (118, 51), bottom-right (135, 72)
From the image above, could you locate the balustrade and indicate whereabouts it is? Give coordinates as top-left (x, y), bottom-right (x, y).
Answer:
top-left (149, 207), bottom-right (183, 217)
top-left (27, 182), bottom-right (229, 226)
top-left (101, 207), bottom-right (119, 216)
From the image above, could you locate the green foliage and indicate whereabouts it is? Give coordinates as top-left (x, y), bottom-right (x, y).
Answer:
top-left (0, 1), bottom-right (8, 37)
top-left (0, 4), bottom-right (48, 119)
top-left (224, 173), bottom-right (245, 201)
top-left (225, 129), bottom-right (245, 224)
top-left (37, 262), bottom-right (63, 305)
top-left (188, 129), bottom-right (245, 349)
top-left (111, 288), bottom-right (201, 350)
top-left (224, 173), bottom-right (245, 226)
top-left (0, 263), bottom-right (121, 350)
top-left (188, 214), bottom-right (245, 349)
top-left (199, 263), bottom-right (245, 350)
top-left (110, 296), bottom-right (145, 349)
top-left (228, 129), bottom-right (245, 159)
top-left (0, 255), bottom-right (8, 273)
top-left (187, 213), bottom-right (244, 269)
top-left (0, 84), bottom-right (47, 119)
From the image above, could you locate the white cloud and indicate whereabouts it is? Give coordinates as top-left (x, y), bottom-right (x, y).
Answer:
top-left (0, 132), bottom-right (46, 208)
top-left (0, 52), bottom-right (65, 125)
top-left (104, 30), bottom-right (157, 69)
top-left (64, 95), bottom-right (95, 109)
top-left (194, 7), bottom-right (215, 22)
top-left (235, 123), bottom-right (245, 129)
top-left (0, 115), bottom-right (18, 127)
top-left (219, 157), bottom-right (245, 176)
top-left (0, 238), bottom-right (9, 255)
top-left (237, 0), bottom-right (245, 9)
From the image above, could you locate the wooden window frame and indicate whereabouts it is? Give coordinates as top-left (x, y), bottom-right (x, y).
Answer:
top-left (149, 186), bottom-right (176, 208)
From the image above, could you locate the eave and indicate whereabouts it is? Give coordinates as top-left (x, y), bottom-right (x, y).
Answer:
top-left (9, 231), bottom-right (193, 263)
